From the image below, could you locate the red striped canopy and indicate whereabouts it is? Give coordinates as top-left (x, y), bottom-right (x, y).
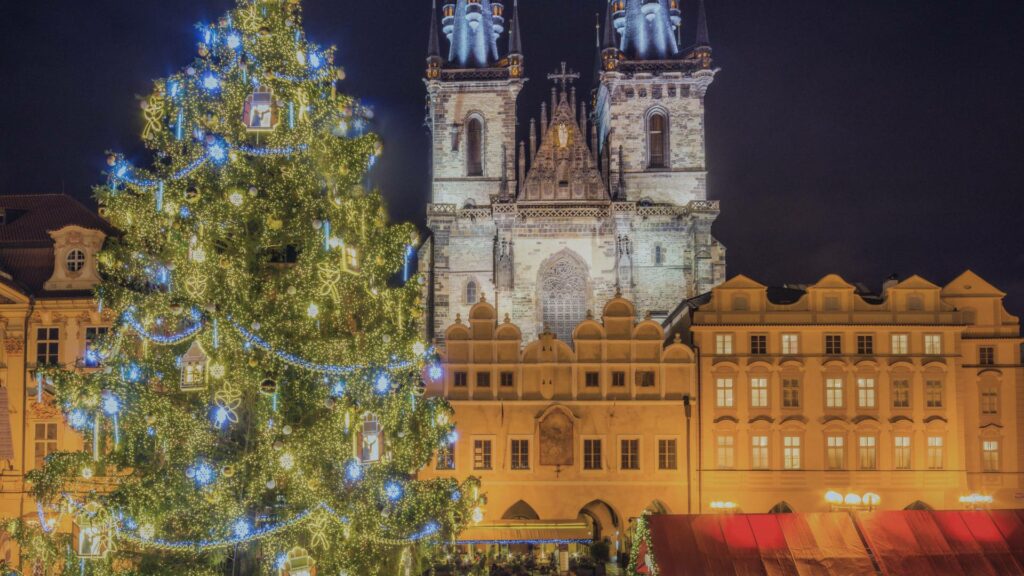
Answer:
top-left (646, 510), bottom-right (1024, 576)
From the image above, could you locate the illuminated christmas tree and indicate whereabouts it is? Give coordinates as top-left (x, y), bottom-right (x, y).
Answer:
top-left (10, 1), bottom-right (476, 574)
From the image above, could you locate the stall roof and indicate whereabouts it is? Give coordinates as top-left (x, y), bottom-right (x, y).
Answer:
top-left (645, 510), bottom-right (1024, 576)
top-left (457, 520), bottom-right (592, 545)
top-left (647, 513), bottom-right (873, 576)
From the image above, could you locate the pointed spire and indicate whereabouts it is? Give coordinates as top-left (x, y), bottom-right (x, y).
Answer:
top-left (602, 1), bottom-right (616, 49)
top-left (696, 0), bottom-right (711, 48)
top-left (427, 0), bottom-right (441, 59)
top-left (508, 0), bottom-right (522, 56)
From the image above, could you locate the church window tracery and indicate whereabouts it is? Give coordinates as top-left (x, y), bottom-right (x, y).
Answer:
top-left (539, 251), bottom-right (588, 346)
top-left (466, 279), bottom-right (478, 304)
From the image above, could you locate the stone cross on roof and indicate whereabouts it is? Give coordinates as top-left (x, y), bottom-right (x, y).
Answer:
top-left (546, 62), bottom-right (579, 91)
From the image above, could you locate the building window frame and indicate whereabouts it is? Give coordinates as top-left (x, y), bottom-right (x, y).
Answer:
top-left (657, 437), bottom-right (679, 470)
top-left (499, 371), bottom-right (514, 387)
top-left (35, 327), bottom-right (60, 366)
top-left (611, 371), bottom-right (626, 387)
top-left (473, 437), bottom-right (494, 470)
top-left (582, 437), bottom-right (604, 471)
top-left (750, 377), bottom-right (769, 409)
top-left (715, 333), bottom-right (734, 355)
top-left (83, 326), bottom-right (109, 368)
top-left (453, 371), bottom-right (468, 388)
top-left (476, 372), bottom-right (491, 388)
top-left (825, 334), bottom-right (843, 355)
top-left (646, 108), bottom-right (669, 169)
top-left (716, 377), bottom-right (734, 408)
top-left (981, 387), bottom-right (999, 415)
top-left (783, 435), bottom-right (802, 470)
top-left (926, 436), bottom-right (944, 470)
top-left (585, 371), bottom-right (600, 388)
top-left (982, 439), bottom-right (1000, 472)
top-left (65, 249), bottom-right (86, 273)
top-left (825, 378), bottom-right (844, 409)
top-left (750, 334), bottom-right (767, 355)
top-left (34, 422), bottom-right (58, 470)
top-left (924, 334), bottom-right (943, 356)
top-left (751, 434), bottom-right (770, 470)
top-left (892, 379), bottom-right (910, 409)
top-left (891, 333), bottom-right (909, 355)
top-left (781, 333), bottom-right (799, 355)
top-left (826, 434), bottom-right (845, 470)
top-left (856, 334), bottom-right (874, 355)
top-left (857, 377), bottom-right (877, 409)
top-left (925, 380), bottom-right (943, 408)
top-left (436, 440), bottom-right (456, 470)
top-left (782, 378), bottom-right (801, 409)
top-left (510, 437), bottom-right (530, 471)
top-left (979, 346), bottom-right (995, 366)
top-left (620, 437), bottom-right (641, 471)
top-left (465, 116), bottom-right (484, 176)
top-left (716, 434), bottom-right (735, 469)
top-left (858, 435), bottom-right (878, 470)
top-left (894, 435), bottom-right (912, 470)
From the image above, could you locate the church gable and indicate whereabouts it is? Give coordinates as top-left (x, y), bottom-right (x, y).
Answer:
top-left (519, 94), bottom-right (606, 203)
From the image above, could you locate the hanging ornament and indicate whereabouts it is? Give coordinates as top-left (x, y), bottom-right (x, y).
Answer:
top-left (185, 275), bottom-right (208, 299)
top-left (180, 340), bottom-right (209, 392)
top-left (142, 90), bottom-right (166, 141)
top-left (260, 378), bottom-right (278, 396)
top-left (185, 186), bottom-right (200, 203)
top-left (281, 546), bottom-right (317, 576)
top-left (243, 87), bottom-right (279, 132)
top-left (198, 43), bottom-right (210, 57)
top-left (316, 263), bottom-right (342, 303)
top-left (212, 384), bottom-right (242, 428)
top-left (73, 502), bottom-right (113, 560)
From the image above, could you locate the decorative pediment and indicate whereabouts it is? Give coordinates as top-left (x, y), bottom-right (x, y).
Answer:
top-left (518, 95), bottom-right (606, 203)
top-left (943, 270), bottom-right (1006, 297)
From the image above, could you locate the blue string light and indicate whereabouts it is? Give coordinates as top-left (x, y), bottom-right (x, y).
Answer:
top-left (235, 143), bottom-right (308, 156)
top-left (122, 309), bottom-right (203, 344)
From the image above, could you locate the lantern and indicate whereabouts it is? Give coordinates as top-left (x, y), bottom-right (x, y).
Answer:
top-left (342, 244), bottom-right (360, 274)
top-left (243, 88), bottom-right (280, 131)
top-left (74, 502), bottom-right (112, 560)
top-left (280, 546), bottom-right (316, 576)
top-left (357, 413), bottom-right (382, 463)
top-left (180, 340), bottom-right (209, 392)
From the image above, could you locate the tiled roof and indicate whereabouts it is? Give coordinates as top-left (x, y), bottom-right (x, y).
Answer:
top-left (0, 194), bottom-right (113, 246)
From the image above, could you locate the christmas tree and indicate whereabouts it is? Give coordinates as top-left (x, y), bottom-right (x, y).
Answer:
top-left (9, 1), bottom-right (477, 574)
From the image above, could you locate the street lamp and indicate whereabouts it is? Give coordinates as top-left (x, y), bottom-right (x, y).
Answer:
top-left (825, 490), bottom-right (879, 512)
top-left (709, 501), bottom-right (738, 513)
top-left (959, 493), bottom-right (994, 510)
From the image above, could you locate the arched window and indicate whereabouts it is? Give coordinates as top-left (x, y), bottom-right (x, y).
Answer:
top-left (539, 250), bottom-right (588, 346)
top-left (647, 112), bottom-right (667, 169)
top-left (466, 117), bottom-right (483, 176)
top-left (654, 244), bottom-right (665, 266)
top-left (66, 250), bottom-right (86, 273)
top-left (465, 280), bottom-right (478, 304)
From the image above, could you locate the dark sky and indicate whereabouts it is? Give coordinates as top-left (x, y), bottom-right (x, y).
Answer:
top-left (2, 1), bottom-right (1023, 316)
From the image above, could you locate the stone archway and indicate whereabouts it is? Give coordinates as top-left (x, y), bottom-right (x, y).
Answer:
top-left (503, 500), bottom-right (541, 520)
top-left (578, 499), bottom-right (620, 542)
top-left (537, 249), bottom-right (590, 346)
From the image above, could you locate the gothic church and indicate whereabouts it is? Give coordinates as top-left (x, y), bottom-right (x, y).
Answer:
top-left (420, 0), bottom-right (725, 344)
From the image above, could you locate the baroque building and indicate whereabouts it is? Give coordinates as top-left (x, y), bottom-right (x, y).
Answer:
top-left (419, 0), bottom-right (726, 346)
top-left (422, 272), bottom-right (1023, 555)
top-left (0, 195), bottom-right (112, 563)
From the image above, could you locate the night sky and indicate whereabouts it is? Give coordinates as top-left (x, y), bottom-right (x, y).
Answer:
top-left (2, 1), bottom-right (1022, 315)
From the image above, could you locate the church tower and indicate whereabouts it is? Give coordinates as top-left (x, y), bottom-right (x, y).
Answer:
top-left (422, 0), bottom-right (725, 345)
top-left (595, 0), bottom-right (724, 294)
top-left (422, 0), bottom-right (524, 340)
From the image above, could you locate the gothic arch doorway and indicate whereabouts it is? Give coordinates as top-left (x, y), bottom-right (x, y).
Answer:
top-left (537, 249), bottom-right (589, 345)
top-left (502, 500), bottom-right (541, 520)
top-left (578, 500), bottom-right (620, 542)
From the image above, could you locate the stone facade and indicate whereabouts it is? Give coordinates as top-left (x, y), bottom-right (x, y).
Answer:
top-left (421, 37), bottom-right (726, 345)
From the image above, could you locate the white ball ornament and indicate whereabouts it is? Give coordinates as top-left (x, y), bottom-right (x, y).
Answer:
top-left (287, 286), bottom-right (297, 296)
top-left (248, 186), bottom-right (258, 197)
top-left (228, 192), bottom-right (244, 206)
top-left (312, 219), bottom-right (323, 230)
top-left (266, 479), bottom-right (277, 489)
top-left (412, 342), bottom-right (426, 356)
top-left (283, 425), bottom-right (292, 435)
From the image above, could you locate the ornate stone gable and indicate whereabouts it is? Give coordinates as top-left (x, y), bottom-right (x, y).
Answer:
top-left (519, 95), bottom-right (606, 203)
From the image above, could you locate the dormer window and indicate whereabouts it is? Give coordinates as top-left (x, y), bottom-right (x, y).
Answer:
top-left (66, 249), bottom-right (86, 273)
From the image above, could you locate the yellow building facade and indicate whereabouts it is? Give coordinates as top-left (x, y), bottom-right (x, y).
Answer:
top-left (0, 195), bottom-right (112, 564)
top-left (426, 271), bottom-right (1023, 549)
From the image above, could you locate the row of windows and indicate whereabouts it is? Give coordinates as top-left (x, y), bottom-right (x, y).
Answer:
top-left (715, 434), bottom-right (1000, 472)
top-left (452, 370), bottom-right (657, 388)
top-left (438, 438), bottom-right (680, 472)
top-left (34, 326), bottom-right (109, 367)
top-left (715, 377), bottom-right (959, 411)
top-left (715, 333), bottom-right (948, 356)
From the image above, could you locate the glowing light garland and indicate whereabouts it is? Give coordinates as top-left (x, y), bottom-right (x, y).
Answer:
top-left (109, 143), bottom-right (308, 190)
top-left (122, 310), bottom-right (204, 344)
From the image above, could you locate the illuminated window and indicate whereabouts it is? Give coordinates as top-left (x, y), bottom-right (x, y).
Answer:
top-left (825, 378), bottom-right (844, 408)
top-left (621, 439), bottom-right (640, 470)
top-left (511, 439), bottom-right (529, 470)
top-left (981, 388), bottom-right (999, 415)
top-left (583, 439), bottom-right (602, 470)
top-left (473, 439), bottom-right (492, 470)
top-left (857, 334), bottom-right (874, 355)
top-left (825, 334), bottom-right (842, 355)
top-left (924, 334), bottom-right (942, 355)
top-left (782, 379), bottom-right (800, 408)
top-left (891, 334), bottom-right (909, 355)
top-left (892, 380), bottom-right (910, 408)
top-left (894, 436), bottom-right (911, 470)
top-left (658, 439), bottom-right (677, 470)
top-left (716, 378), bottom-right (734, 408)
top-left (466, 117), bottom-right (483, 176)
top-left (983, 440), bottom-right (1000, 472)
top-left (927, 436), bottom-right (944, 470)
top-left (750, 377), bottom-right (768, 408)
top-left (36, 327), bottom-right (60, 366)
top-left (751, 436), bottom-right (769, 469)
top-left (783, 436), bottom-right (801, 470)
top-left (858, 436), bottom-right (877, 470)
top-left (715, 334), bottom-right (733, 355)
top-left (926, 380), bottom-right (943, 408)
top-left (65, 249), bottom-right (86, 273)
top-left (857, 378), bottom-right (876, 408)
top-left (782, 334), bottom-right (799, 355)
top-left (716, 435), bottom-right (735, 469)
top-left (647, 112), bottom-right (667, 168)
top-left (826, 435), bottom-right (845, 470)
top-left (750, 334), bottom-right (767, 355)
top-left (34, 423), bottom-right (57, 469)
